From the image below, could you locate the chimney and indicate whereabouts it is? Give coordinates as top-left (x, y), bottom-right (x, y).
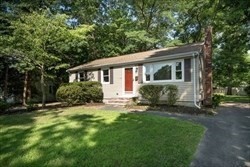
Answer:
top-left (203, 26), bottom-right (213, 106)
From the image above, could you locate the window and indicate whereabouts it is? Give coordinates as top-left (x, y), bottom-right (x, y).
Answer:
top-left (143, 60), bottom-right (184, 82)
top-left (79, 72), bottom-right (85, 81)
top-left (175, 62), bottom-right (182, 80)
top-left (102, 69), bottom-right (109, 83)
top-left (153, 64), bottom-right (172, 80)
top-left (145, 65), bottom-right (151, 81)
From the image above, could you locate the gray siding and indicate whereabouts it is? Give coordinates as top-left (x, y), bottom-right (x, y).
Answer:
top-left (68, 56), bottom-right (203, 103)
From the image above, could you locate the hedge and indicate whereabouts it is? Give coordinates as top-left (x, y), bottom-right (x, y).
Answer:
top-left (56, 81), bottom-right (103, 105)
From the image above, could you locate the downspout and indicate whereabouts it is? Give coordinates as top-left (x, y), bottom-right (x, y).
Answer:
top-left (193, 52), bottom-right (201, 109)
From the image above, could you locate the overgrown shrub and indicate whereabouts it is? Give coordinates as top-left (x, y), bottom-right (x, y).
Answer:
top-left (0, 100), bottom-right (10, 112)
top-left (56, 84), bottom-right (86, 105)
top-left (139, 85), bottom-right (164, 106)
top-left (75, 81), bottom-right (103, 102)
top-left (139, 84), bottom-right (179, 106)
top-left (163, 85), bottom-right (179, 106)
top-left (56, 81), bottom-right (103, 105)
top-left (212, 94), bottom-right (224, 108)
top-left (244, 85), bottom-right (250, 97)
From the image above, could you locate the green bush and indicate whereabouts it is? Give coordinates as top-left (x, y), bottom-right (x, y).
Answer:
top-left (0, 99), bottom-right (10, 112)
top-left (212, 94), bottom-right (224, 108)
top-left (56, 84), bottom-right (86, 105)
top-left (56, 81), bottom-right (103, 105)
top-left (139, 85), bottom-right (164, 106)
top-left (75, 81), bottom-right (103, 102)
top-left (244, 85), bottom-right (250, 97)
top-left (163, 85), bottom-right (179, 106)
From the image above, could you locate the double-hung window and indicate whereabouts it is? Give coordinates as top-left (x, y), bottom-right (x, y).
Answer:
top-left (102, 69), bottom-right (109, 83)
top-left (175, 61), bottom-right (183, 80)
top-left (79, 72), bottom-right (85, 81)
top-left (144, 65), bottom-right (151, 81)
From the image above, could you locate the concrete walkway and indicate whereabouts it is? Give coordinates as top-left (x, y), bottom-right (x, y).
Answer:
top-left (147, 103), bottom-right (250, 167)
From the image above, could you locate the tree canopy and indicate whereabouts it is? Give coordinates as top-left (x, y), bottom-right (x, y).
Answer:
top-left (0, 0), bottom-right (249, 104)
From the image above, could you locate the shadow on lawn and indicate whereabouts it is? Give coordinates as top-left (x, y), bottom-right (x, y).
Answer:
top-left (0, 111), bottom-right (199, 167)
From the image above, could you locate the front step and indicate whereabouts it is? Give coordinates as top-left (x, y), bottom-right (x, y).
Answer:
top-left (103, 98), bottom-right (131, 106)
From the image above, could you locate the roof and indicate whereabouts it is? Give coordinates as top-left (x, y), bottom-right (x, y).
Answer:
top-left (67, 42), bottom-right (204, 72)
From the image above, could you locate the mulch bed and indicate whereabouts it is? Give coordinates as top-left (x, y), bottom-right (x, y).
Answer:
top-left (126, 104), bottom-right (215, 115)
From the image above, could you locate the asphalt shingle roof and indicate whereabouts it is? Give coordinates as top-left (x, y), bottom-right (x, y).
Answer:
top-left (67, 42), bottom-right (204, 72)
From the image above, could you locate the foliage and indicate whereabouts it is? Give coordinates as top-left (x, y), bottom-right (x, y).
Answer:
top-left (222, 95), bottom-right (250, 103)
top-left (0, 107), bottom-right (204, 167)
top-left (0, 99), bottom-right (10, 112)
top-left (56, 81), bottom-right (103, 105)
top-left (139, 85), bottom-right (164, 106)
top-left (212, 94), bottom-right (224, 108)
top-left (244, 86), bottom-right (250, 97)
top-left (56, 84), bottom-right (86, 105)
top-left (0, 0), bottom-right (249, 107)
top-left (6, 10), bottom-right (93, 107)
top-left (163, 85), bottom-right (179, 106)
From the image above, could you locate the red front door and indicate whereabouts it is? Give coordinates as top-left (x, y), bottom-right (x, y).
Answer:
top-left (125, 68), bottom-right (133, 92)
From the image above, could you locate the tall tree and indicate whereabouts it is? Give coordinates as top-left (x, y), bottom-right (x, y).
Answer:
top-left (8, 10), bottom-right (93, 107)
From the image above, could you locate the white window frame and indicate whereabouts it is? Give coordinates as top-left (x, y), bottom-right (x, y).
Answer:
top-left (175, 61), bottom-right (184, 81)
top-left (102, 68), bottom-right (110, 84)
top-left (143, 59), bottom-right (184, 83)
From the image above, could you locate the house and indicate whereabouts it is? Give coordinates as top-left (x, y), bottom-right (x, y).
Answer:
top-left (67, 27), bottom-right (213, 107)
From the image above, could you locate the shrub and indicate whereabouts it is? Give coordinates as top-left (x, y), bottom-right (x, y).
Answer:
top-left (163, 85), bottom-right (179, 106)
top-left (244, 85), bottom-right (250, 97)
top-left (139, 85), bottom-right (164, 106)
top-left (56, 84), bottom-right (86, 105)
top-left (0, 99), bottom-right (10, 112)
top-left (212, 94), bottom-right (224, 108)
top-left (75, 81), bottom-right (103, 102)
top-left (56, 81), bottom-right (103, 105)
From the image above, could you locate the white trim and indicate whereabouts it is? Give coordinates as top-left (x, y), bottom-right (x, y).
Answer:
top-left (143, 59), bottom-right (185, 83)
top-left (101, 68), bottom-right (110, 84)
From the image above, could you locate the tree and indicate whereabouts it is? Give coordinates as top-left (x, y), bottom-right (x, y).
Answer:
top-left (9, 10), bottom-right (93, 107)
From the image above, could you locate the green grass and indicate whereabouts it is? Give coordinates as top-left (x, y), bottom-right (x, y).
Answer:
top-left (222, 95), bottom-right (250, 103)
top-left (0, 107), bottom-right (204, 167)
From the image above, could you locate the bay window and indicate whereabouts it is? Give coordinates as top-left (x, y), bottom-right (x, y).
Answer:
top-left (143, 60), bottom-right (184, 82)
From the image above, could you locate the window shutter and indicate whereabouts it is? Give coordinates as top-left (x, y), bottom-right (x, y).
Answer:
top-left (110, 67), bottom-right (114, 84)
top-left (98, 69), bottom-right (101, 82)
top-left (184, 58), bottom-right (191, 82)
top-left (138, 64), bottom-right (143, 84)
top-left (84, 70), bottom-right (88, 81)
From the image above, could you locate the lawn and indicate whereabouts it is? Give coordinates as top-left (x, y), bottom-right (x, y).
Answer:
top-left (0, 107), bottom-right (204, 167)
top-left (222, 95), bottom-right (250, 103)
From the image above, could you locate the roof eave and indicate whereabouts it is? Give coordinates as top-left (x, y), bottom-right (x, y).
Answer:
top-left (67, 50), bottom-right (202, 72)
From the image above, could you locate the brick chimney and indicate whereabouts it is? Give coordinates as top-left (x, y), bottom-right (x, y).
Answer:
top-left (203, 26), bottom-right (213, 106)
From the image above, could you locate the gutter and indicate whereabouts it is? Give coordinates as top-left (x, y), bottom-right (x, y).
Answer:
top-left (193, 52), bottom-right (201, 109)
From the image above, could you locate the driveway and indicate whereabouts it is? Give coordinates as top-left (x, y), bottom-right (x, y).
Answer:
top-left (147, 103), bottom-right (250, 167)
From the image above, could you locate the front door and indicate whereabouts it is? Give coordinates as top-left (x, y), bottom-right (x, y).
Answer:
top-left (125, 68), bottom-right (133, 92)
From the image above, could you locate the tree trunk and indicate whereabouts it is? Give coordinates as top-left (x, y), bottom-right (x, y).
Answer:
top-left (41, 65), bottom-right (46, 108)
top-left (227, 86), bottom-right (232, 95)
top-left (22, 71), bottom-right (28, 106)
top-left (3, 66), bottom-right (9, 101)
